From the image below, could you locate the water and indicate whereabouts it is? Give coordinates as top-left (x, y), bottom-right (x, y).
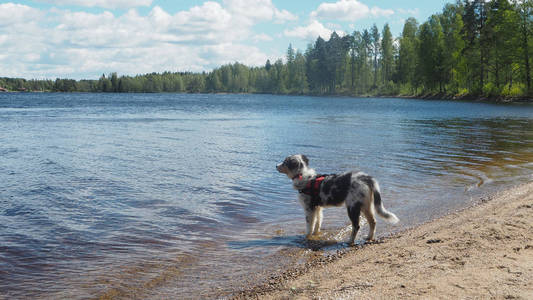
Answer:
top-left (0, 93), bottom-right (532, 298)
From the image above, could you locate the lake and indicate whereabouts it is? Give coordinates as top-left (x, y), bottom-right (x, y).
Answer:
top-left (0, 93), bottom-right (532, 298)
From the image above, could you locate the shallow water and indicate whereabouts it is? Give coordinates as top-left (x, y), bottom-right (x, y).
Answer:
top-left (0, 93), bottom-right (532, 298)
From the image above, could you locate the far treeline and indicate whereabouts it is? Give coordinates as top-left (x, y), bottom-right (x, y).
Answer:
top-left (2, 0), bottom-right (533, 99)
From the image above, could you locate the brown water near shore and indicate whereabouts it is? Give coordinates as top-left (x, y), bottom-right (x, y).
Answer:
top-left (240, 182), bottom-right (533, 299)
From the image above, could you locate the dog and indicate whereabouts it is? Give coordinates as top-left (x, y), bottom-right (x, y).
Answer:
top-left (276, 154), bottom-right (399, 245)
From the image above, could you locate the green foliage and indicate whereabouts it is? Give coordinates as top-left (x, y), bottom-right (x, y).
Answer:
top-left (501, 83), bottom-right (526, 97)
top-left (381, 24), bottom-right (394, 84)
top-left (1, 0), bottom-right (531, 99)
top-left (483, 82), bottom-right (500, 96)
top-left (0, 77), bottom-right (54, 92)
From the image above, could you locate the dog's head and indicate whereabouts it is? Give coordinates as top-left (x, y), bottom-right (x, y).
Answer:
top-left (276, 154), bottom-right (309, 179)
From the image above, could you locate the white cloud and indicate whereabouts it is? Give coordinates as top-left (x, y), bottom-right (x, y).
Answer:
top-left (397, 8), bottom-right (420, 16)
top-left (274, 8), bottom-right (298, 24)
top-left (202, 43), bottom-right (269, 66)
top-left (326, 22), bottom-right (343, 31)
top-left (35, 0), bottom-right (153, 9)
top-left (0, 2), bottom-right (284, 79)
top-left (253, 33), bottom-right (274, 42)
top-left (371, 6), bottom-right (395, 18)
top-left (311, 0), bottom-right (394, 21)
top-left (0, 3), bottom-right (43, 26)
top-left (284, 20), bottom-right (342, 41)
top-left (223, 0), bottom-right (297, 24)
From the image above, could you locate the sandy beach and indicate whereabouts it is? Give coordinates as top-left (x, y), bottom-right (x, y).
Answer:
top-left (233, 182), bottom-right (533, 299)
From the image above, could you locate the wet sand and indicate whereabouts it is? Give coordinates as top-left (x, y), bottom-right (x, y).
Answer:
top-left (232, 182), bottom-right (533, 299)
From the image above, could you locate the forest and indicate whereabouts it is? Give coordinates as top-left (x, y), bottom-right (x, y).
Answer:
top-left (1, 0), bottom-right (532, 99)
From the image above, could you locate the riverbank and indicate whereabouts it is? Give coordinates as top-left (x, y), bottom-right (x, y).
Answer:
top-left (233, 182), bottom-right (533, 299)
top-left (394, 92), bottom-right (533, 103)
top-left (1, 90), bottom-right (532, 103)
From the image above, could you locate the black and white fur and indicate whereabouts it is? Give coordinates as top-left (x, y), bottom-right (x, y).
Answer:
top-left (276, 154), bottom-right (399, 245)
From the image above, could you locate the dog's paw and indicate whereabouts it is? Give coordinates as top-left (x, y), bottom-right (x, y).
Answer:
top-left (364, 238), bottom-right (383, 245)
top-left (365, 236), bottom-right (376, 242)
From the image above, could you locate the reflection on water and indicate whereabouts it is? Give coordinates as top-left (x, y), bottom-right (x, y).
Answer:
top-left (0, 93), bottom-right (532, 298)
top-left (403, 118), bottom-right (533, 188)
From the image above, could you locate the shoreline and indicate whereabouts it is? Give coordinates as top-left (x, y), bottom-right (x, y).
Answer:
top-left (230, 182), bottom-right (533, 299)
top-left (1, 90), bottom-right (532, 104)
top-left (390, 93), bottom-right (533, 104)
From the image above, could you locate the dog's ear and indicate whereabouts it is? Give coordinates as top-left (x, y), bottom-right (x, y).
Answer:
top-left (301, 155), bottom-right (309, 166)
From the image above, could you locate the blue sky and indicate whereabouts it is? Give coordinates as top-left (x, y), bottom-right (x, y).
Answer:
top-left (1, 0), bottom-right (451, 79)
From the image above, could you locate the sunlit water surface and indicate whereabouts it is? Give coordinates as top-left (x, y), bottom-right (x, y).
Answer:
top-left (0, 93), bottom-right (532, 298)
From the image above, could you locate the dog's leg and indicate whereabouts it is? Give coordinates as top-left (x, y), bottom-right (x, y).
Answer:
top-left (313, 207), bottom-right (323, 235)
top-left (347, 202), bottom-right (362, 245)
top-left (362, 206), bottom-right (376, 241)
top-left (305, 208), bottom-right (317, 238)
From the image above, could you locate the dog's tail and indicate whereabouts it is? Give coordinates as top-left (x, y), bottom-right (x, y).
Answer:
top-left (372, 180), bottom-right (399, 224)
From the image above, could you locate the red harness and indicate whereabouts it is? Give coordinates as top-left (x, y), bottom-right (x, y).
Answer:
top-left (295, 175), bottom-right (326, 196)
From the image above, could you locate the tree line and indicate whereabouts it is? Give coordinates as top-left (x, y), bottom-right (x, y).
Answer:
top-left (1, 0), bottom-right (532, 98)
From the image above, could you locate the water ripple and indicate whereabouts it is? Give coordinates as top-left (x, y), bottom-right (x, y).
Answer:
top-left (0, 93), bottom-right (531, 298)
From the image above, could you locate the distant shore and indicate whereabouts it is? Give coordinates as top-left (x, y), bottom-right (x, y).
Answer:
top-left (393, 93), bottom-right (533, 103)
top-left (1, 90), bottom-right (532, 104)
top-left (232, 182), bottom-right (533, 299)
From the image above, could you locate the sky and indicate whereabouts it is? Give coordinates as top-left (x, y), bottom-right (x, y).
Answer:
top-left (0, 0), bottom-right (451, 80)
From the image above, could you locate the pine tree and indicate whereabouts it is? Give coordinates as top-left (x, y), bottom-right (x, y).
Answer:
top-left (398, 18), bottom-right (419, 93)
top-left (381, 24), bottom-right (394, 86)
top-left (371, 24), bottom-right (381, 89)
